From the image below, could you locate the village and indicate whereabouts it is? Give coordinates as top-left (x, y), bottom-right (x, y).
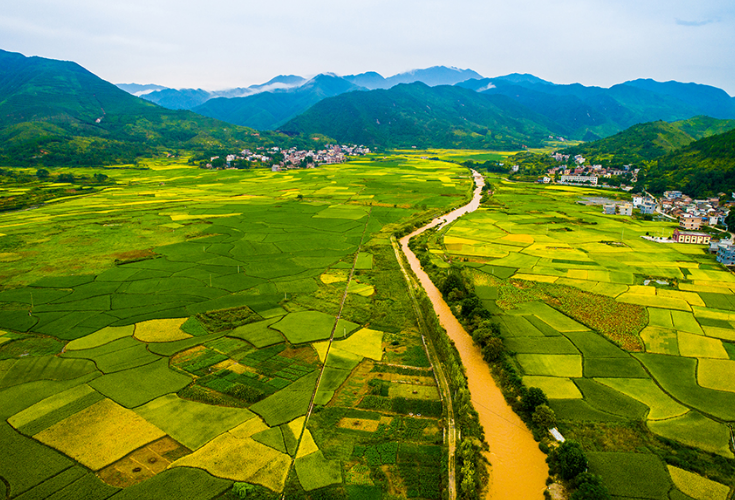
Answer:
top-left (203, 144), bottom-right (370, 170)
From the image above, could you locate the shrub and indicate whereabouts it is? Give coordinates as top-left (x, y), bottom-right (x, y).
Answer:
top-left (532, 405), bottom-right (557, 430)
top-left (550, 440), bottom-right (588, 481)
top-left (522, 387), bottom-right (549, 413)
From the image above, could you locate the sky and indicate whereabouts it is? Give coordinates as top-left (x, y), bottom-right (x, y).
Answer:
top-left (1, 0), bottom-right (734, 95)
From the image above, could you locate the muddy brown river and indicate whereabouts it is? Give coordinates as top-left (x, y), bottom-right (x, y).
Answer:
top-left (400, 171), bottom-right (548, 499)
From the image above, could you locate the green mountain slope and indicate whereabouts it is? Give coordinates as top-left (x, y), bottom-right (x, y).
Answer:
top-left (639, 128), bottom-right (735, 197)
top-left (193, 74), bottom-right (364, 130)
top-left (0, 49), bottom-right (306, 167)
top-left (280, 82), bottom-right (554, 149)
top-left (561, 117), bottom-right (735, 167)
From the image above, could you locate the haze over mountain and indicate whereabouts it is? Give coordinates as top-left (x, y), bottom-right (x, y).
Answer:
top-left (192, 74), bottom-right (365, 130)
top-left (117, 66), bottom-right (482, 115)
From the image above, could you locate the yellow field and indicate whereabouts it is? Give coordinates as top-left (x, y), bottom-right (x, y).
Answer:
top-left (288, 416), bottom-right (320, 458)
top-left (66, 325), bottom-right (135, 350)
top-left (522, 376), bottom-right (582, 399)
top-left (668, 465), bottom-right (730, 500)
top-left (677, 332), bottom-right (728, 359)
top-left (697, 359), bottom-right (735, 392)
top-left (134, 318), bottom-right (190, 342)
top-left (595, 378), bottom-right (688, 420)
top-left (171, 421), bottom-right (290, 490)
top-left (314, 327), bottom-right (384, 363)
top-left (34, 398), bottom-right (165, 470)
top-left (320, 270), bottom-right (348, 284)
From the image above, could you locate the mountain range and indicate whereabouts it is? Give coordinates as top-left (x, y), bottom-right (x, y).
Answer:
top-left (2, 46), bottom-right (735, 187)
top-left (116, 66), bottom-right (735, 147)
top-left (0, 49), bottom-right (318, 167)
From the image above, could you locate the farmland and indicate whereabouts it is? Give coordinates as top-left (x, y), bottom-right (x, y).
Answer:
top-left (0, 155), bottom-right (471, 499)
top-left (423, 176), bottom-right (735, 497)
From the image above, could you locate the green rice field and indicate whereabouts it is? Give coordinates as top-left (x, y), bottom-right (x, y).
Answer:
top-left (0, 155), bottom-right (465, 499)
top-left (431, 174), bottom-right (735, 496)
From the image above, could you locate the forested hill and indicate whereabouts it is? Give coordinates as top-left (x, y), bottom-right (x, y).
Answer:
top-left (638, 127), bottom-right (735, 197)
top-left (0, 49), bottom-right (315, 167)
top-left (279, 82), bottom-right (554, 149)
top-left (561, 117), bottom-right (735, 167)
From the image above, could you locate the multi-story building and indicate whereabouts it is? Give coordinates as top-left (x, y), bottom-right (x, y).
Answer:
top-left (672, 229), bottom-right (711, 245)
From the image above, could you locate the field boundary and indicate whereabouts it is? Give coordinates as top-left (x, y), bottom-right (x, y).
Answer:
top-left (391, 236), bottom-right (457, 500)
top-left (281, 207), bottom-right (373, 497)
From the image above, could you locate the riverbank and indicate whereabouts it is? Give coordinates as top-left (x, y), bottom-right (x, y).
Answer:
top-left (399, 171), bottom-right (548, 500)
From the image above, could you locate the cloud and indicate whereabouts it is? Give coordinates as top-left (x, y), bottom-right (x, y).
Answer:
top-left (675, 18), bottom-right (717, 26)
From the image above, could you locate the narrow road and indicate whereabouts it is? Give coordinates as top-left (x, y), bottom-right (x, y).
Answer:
top-left (391, 236), bottom-right (457, 500)
top-left (281, 208), bottom-right (373, 499)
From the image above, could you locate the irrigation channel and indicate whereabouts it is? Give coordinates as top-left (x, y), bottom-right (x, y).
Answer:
top-left (399, 171), bottom-right (548, 500)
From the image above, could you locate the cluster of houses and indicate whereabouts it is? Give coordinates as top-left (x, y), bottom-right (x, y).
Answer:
top-left (205, 144), bottom-right (370, 170)
top-left (545, 156), bottom-right (639, 190)
top-left (275, 144), bottom-right (371, 171)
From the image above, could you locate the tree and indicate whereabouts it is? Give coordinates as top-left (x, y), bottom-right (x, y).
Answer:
top-left (481, 337), bottom-right (504, 362)
top-left (726, 211), bottom-right (735, 232)
top-left (522, 387), bottom-right (548, 413)
top-left (552, 440), bottom-right (588, 480)
top-left (532, 404), bottom-right (557, 429)
top-left (36, 168), bottom-right (49, 179)
top-left (571, 482), bottom-right (612, 500)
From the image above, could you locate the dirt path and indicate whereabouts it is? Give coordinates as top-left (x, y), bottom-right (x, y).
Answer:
top-left (391, 236), bottom-right (457, 500)
top-left (281, 208), bottom-right (373, 498)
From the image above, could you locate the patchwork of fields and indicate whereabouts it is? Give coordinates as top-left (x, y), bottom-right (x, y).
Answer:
top-left (0, 156), bottom-right (471, 499)
top-left (437, 178), bottom-right (735, 498)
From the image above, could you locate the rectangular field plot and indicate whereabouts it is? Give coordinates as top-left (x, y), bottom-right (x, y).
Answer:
top-left (522, 376), bottom-right (582, 399)
top-left (634, 353), bottom-right (735, 421)
top-left (583, 357), bottom-right (648, 378)
top-left (587, 452), bottom-right (672, 500)
top-left (670, 311), bottom-right (704, 335)
top-left (135, 394), bottom-right (256, 450)
top-left (564, 331), bottom-right (628, 358)
top-left (668, 465), bottom-right (731, 500)
top-left (617, 293), bottom-right (691, 311)
top-left (647, 308), bottom-right (673, 328)
top-left (515, 354), bottom-right (582, 377)
top-left (648, 411), bottom-right (733, 458)
top-left (34, 398), bottom-right (165, 470)
top-left (677, 332), bottom-right (728, 359)
top-left (595, 378), bottom-right (688, 420)
top-left (504, 337), bottom-right (579, 354)
top-left (498, 316), bottom-right (545, 337)
top-left (696, 359), bottom-right (735, 393)
top-left (640, 327), bottom-right (679, 355)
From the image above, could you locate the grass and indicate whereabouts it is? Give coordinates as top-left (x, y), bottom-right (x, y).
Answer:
top-left (249, 371), bottom-right (319, 426)
top-left (634, 353), bottom-right (735, 421)
top-left (647, 411), bottom-right (733, 458)
top-left (515, 354), bottom-right (583, 377)
top-left (0, 421), bottom-right (74, 497)
top-left (134, 394), bottom-right (256, 450)
top-left (111, 466), bottom-right (232, 500)
top-left (594, 378), bottom-right (688, 420)
top-left (582, 357), bottom-right (649, 378)
top-left (89, 358), bottom-right (192, 408)
top-left (295, 450), bottom-right (343, 491)
top-left (667, 465), bottom-right (730, 500)
top-left (504, 336), bottom-right (579, 354)
top-left (8, 383), bottom-right (104, 436)
top-left (65, 325), bottom-right (134, 350)
top-left (272, 311), bottom-right (358, 344)
top-left (587, 452), bottom-right (672, 499)
top-left (62, 336), bottom-right (161, 373)
top-left (574, 378), bottom-right (649, 420)
top-left (34, 398), bottom-right (166, 470)
top-left (0, 356), bottom-right (97, 389)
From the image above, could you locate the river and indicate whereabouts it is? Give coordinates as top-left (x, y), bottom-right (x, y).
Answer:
top-left (399, 170), bottom-right (548, 500)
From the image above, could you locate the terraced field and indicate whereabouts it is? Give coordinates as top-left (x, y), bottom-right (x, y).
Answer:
top-left (435, 178), bottom-right (735, 497)
top-left (0, 156), bottom-right (469, 499)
